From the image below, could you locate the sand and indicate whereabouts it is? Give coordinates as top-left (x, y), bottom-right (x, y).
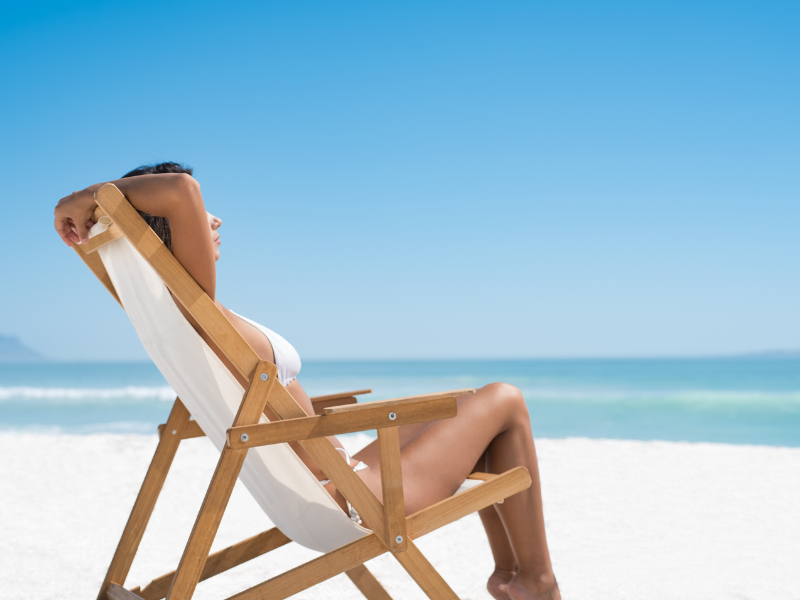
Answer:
top-left (1, 432), bottom-right (798, 599)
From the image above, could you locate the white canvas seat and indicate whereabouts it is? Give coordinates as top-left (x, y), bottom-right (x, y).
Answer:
top-left (93, 221), bottom-right (370, 553)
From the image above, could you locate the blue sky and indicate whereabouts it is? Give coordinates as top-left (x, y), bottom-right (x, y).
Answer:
top-left (0, 0), bottom-right (798, 361)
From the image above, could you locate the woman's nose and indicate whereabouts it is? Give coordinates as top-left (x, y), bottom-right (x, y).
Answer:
top-left (212, 218), bottom-right (222, 229)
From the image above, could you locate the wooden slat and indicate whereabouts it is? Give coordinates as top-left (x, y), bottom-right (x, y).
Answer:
top-left (96, 399), bottom-right (191, 600)
top-left (73, 244), bottom-right (122, 306)
top-left (310, 389), bottom-right (372, 403)
top-left (95, 183), bottom-right (261, 383)
top-left (310, 390), bottom-right (370, 416)
top-left (106, 583), bottom-right (145, 600)
top-left (345, 565), bottom-right (394, 600)
top-left (82, 224), bottom-right (124, 253)
top-left (132, 528), bottom-right (291, 600)
top-left (323, 389), bottom-right (474, 415)
top-left (158, 420), bottom-right (205, 440)
top-left (378, 427), bottom-right (407, 553)
top-left (166, 362), bottom-right (277, 600)
top-left (93, 204), bottom-right (109, 222)
top-left (228, 396), bottom-right (457, 449)
top-left (310, 396), bottom-right (357, 415)
top-left (393, 541), bottom-right (458, 600)
top-left (407, 467), bottom-right (531, 540)
top-left (226, 534), bottom-right (387, 600)
top-left (466, 472), bottom-right (497, 482)
top-left (264, 383), bottom-right (390, 545)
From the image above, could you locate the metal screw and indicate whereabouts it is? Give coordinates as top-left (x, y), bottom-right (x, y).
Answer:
top-left (261, 373), bottom-right (269, 381)
top-left (388, 411), bottom-right (397, 421)
top-left (171, 429), bottom-right (177, 435)
top-left (241, 433), bottom-right (249, 442)
top-left (395, 535), bottom-right (404, 544)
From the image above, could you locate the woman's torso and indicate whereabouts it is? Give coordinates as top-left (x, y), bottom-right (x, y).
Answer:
top-left (227, 310), bottom-right (301, 386)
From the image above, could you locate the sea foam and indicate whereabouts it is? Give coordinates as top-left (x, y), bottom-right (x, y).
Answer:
top-left (0, 386), bottom-right (176, 402)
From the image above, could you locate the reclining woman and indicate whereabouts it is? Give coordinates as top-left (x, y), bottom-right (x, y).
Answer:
top-left (54, 163), bottom-right (561, 600)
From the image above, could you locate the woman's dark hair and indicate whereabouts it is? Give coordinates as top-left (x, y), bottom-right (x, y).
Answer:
top-left (121, 162), bottom-right (193, 250)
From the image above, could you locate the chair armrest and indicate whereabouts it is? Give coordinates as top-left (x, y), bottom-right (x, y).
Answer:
top-left (322, 388), bottom-right (474, 415)
top-left (226, 388), bottom-right (474, 449)
top-left (309, 389), bottom-right (372, 415)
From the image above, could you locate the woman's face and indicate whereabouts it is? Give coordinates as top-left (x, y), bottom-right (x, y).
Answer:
top-left (207, 212), bottom-right (222, 261)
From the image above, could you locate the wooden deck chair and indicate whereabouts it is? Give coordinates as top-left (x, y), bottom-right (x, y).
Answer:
top-left (71, 183), bottom-right (532, 600)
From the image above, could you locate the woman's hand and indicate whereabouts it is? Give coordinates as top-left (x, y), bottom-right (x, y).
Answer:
top-left (54, 184), bottom-right (102, 246)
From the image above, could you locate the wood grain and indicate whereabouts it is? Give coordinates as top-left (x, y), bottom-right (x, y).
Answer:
top-left (132, 528), bottom-right (291, 600)
top-left (309, 390), bottom-right (371, 414)
top-left (92, 204), bottom-right (109, 222)
top-left (344, 565), bottom-right (394, 600)
top-left (378, 427), bottom-right (407, 553)
top-left (82, 224), bottom-right (123, 254)
top-left (393, 541), bottom-right (459, 600)
top-left (158, 420), bottom-right (205, 440)
top-left (466, 472), bottom-right (498, 482)
top-left (106, 583), bottom-right (145, 600)
top-left (310, 389), bottom-right (372, 403)
top-left (228, 396), bottom-right (456, 448)
top-left (96, 399), bottom-right (191, 600)
top-left (226, 534), bottom-right (387, 600)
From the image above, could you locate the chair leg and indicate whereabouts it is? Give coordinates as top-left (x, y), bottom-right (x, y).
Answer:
top-left (165, 445), bottom-right (251, 600)
top-left (345, 564), bottom-right (394, 600)
top-left (166, 361), bottom-right (276, 600)
top-left (97, 398), bottom-right (192, 600)
top-left (393, 541), bottom-right (459, 600)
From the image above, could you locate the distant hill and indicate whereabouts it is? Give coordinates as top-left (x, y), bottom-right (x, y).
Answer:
top-left (0, 335), bottom-right (45, 362)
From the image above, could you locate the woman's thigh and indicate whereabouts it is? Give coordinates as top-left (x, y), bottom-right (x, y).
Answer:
top-left (352, 420), bottom-right (429, 466)
top-left (356, 382), bottom-right (527, 515)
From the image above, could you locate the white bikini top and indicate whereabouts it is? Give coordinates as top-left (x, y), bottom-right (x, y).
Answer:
top-left (230, 311), bottom-right (302, 386)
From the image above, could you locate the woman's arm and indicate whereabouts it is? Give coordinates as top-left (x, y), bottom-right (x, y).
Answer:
top-left (54, 173), bottom-right (217, 299)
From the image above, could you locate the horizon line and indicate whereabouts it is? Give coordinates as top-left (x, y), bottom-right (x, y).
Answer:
top-left (3, 350), bottom-right (800, 365)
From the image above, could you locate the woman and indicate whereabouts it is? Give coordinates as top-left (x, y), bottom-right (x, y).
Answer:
top-left (54, 163), bottom-right (560, 600)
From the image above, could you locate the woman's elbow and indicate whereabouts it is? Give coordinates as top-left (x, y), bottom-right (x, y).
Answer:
top-left (168, 172), bottom-right (203, 209)
top-left (173, 172), bottom-right (201, 196)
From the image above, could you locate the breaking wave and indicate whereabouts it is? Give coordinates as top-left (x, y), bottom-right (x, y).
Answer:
top-left (0, 386), bottom-right (176, 403)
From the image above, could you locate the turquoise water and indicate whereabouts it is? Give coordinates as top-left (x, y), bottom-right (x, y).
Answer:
top-left (1, 358), bottom-right (798, 446)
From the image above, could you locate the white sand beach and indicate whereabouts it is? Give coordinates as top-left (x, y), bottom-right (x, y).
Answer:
top-left (1, 433), bottom-right (798, 600)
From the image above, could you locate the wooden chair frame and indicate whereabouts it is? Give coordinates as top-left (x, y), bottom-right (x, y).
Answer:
top-left (73, 183), bottom-right (532, 600)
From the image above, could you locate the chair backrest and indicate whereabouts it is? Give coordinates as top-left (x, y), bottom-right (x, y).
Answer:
top-left (81, 192), bottom-right (369, 553)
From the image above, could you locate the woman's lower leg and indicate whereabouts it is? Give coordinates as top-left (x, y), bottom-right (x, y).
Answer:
top-left (485, 408), bottom-right (553, 579)
top-left (480, 505), bottom-right (518, 600)
top-left (356, 383), bottom-right (558, 598)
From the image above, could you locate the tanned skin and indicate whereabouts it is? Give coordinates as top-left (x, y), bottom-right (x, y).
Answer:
top-left (54, 174), bottom-right (560, 600)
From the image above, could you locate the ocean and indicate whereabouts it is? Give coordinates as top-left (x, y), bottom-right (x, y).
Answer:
top-left (1, 358), bottom-right (798, 446)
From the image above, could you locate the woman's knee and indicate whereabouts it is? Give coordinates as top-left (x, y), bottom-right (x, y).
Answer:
top-left (482, 382), bottom-right (529, 423)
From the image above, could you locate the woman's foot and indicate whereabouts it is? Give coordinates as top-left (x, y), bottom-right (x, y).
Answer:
top-left (487, 568), bottom-right (516, 600)
top-left (507, 571), bottom-right (560, 600)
